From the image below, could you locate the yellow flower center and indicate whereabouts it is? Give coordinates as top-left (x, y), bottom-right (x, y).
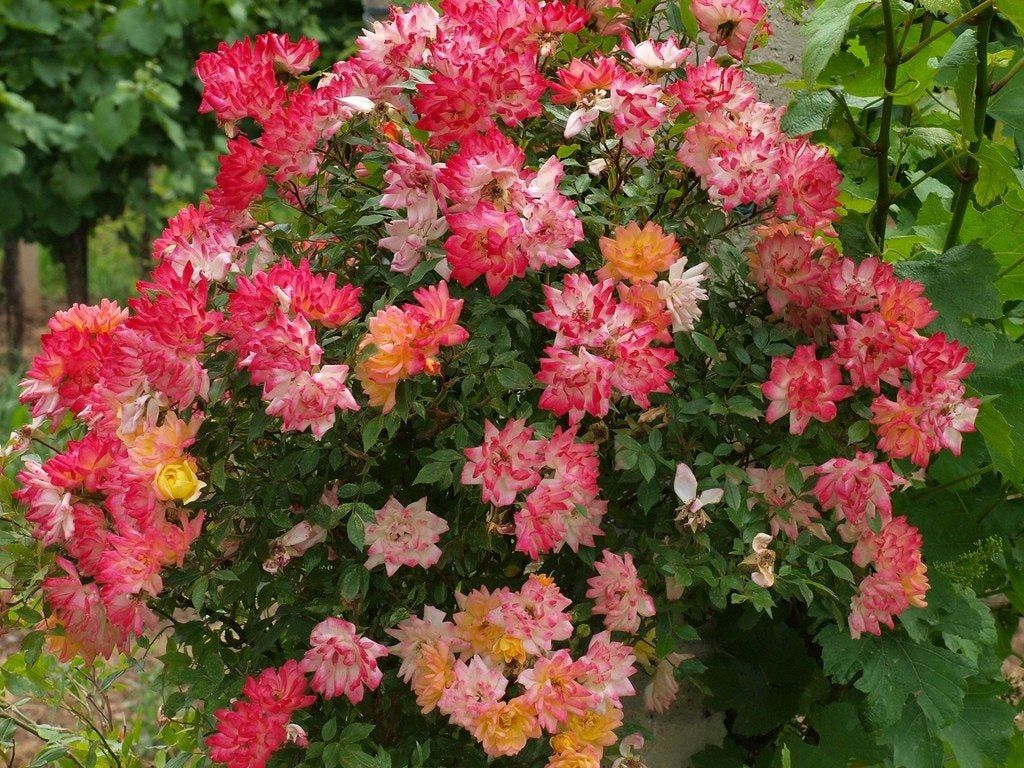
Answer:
top-left (492, 635), bottom-right (527, 665)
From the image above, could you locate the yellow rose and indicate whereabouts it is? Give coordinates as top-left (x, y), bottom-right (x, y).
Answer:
top-left (546, 748), bottom-right (601, 768)
top-left (155, 459), bottom-right (205, 504)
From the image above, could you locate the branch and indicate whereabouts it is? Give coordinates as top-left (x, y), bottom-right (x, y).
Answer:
top-left (944, 5), bottom-right (994, 250)
top-left (899, 0), bottom-right (995, 63)
top-left (990, 56), bottom-right (1024, 96)
top-left (871, 0), bottom-right (900, 247)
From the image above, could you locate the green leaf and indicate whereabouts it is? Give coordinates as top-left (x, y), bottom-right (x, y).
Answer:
top-left (897, 575), bottom-right (995, 662)
top-left (413, 462), bottom-right (450, 486)
top-left (972, 356), bottom-right (1024, 485)
top-left (938, 689), bottom-right (1016, 766)
top-left (859, 635), bottom-right (973, 728)
top-left (902, 126), bottom-right (956, 150)
top-left (21, 631), bottom-right (44, 668)
top-left (748, 61), bottom-right (790, 76)
top-left (996, 0), bottom-right (1024, 37)
top-left (114, 6), bottom-right (167, 55)
top-left (780, 92), bottom-right (837, 136)
top-left (955, 57), bottom-right (978, 141)
top-left (975, 404), bottom-right (1022, 482)
top-left (347, 512), bottom-right (366, 550)
top-left (494, 361), bottom-right (535, 390)
top-left (361, 415), bottom-right (385, 451)
top-left (2, 0), bottom-right (60, 34)
top-left (959, 199), bottom-right (1024, 302)
top-left (339, 723), bottom-right (376, 744)
top-left (92, 95), bottom-right (142, 158)
top-left (819, 623), bottom-right (976, 733)
top-left (885, 705), bottom-right (943, 768)
top-left (781, 703), bottom-right (887, 767)
top-left (894, 244), bottom-right (1002, 336)
top-left (802, 0), bottom-right (871, 84)
top-left (974, 143), bottom-right (1019, 207)
top-left (933, 30), bottom-right (976, 70)
top-left (989, 57), bottom-right (1024, 130)
top-left (0, 144), bottom-right (25, 177)
top-left (703, 616), bottom-right (822, 736)
top-left (919, 0), bottom-right (962, 14)
top-left (191, 575), bottom-right (209, 611)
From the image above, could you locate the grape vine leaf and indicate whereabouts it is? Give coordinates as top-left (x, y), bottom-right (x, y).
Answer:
top-left (801, 0), bottom-right (872, 84)
top-left (938, 688), bottom-right (1017, 767)
top-left (894, 244), bottom-right (1002, 335)
top-left (818, 624), bottom-right (974, 732)
top-left (918, 0), bottom-right (961, 14)
top-left (897, 575), bottom-right (996, 662)
top-left (996, 0), bottom-right (1024, 37)
top-left (703, 614), bottom-right (824, 736)
top-left (884, 705), bottom-right (943, 768)
top-left (857, 633), bottom-right (973, 728)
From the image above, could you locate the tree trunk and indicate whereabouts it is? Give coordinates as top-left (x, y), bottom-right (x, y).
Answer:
top-left (18, 242), bottom-right (43, 323)
top-left (2, 235), bottom-right (24, 358)
top-left (63, 222), bottom-right (90, 306)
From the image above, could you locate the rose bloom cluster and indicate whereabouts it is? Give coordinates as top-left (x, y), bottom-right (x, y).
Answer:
top-left (387, 574), bottom-right (643, 767)
top-left (6, 0), bottom-right (984, 766)
top-left (462, 419), bottom-right (607, 559)
top-left (750, 220), bottom-right (976, 634)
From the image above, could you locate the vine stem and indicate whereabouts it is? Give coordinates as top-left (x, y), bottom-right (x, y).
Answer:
top-left (914, 463), bottom-right (993, 497)
top-left (871, 0), bottom-right (900, 248)
top-left (990, 56), bottom-right (1024, 95)
top-left (899, 0), bottom-right (995, 63)
top-left (891, 151), bottom-right (967, 201)
top-left (944, 5), bottom-right (994, 250)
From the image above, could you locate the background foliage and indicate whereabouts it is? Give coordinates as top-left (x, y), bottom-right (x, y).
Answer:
top-left (0, 0), bottom-right (363, 307)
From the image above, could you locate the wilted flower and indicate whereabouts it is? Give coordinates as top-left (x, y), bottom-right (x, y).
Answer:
top-left (673, 462), bottom-right (723, 533)
top-left (263, 521), bottom-right (327, 574)
top-left (741, 533), bottom-right (776, 588)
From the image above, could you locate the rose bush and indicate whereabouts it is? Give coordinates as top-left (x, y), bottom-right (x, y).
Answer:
top-left (1, 0), bottom-right (1019, 766)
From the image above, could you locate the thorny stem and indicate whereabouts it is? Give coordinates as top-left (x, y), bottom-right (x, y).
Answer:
top-left (944, 4), bottom-right (994, 250)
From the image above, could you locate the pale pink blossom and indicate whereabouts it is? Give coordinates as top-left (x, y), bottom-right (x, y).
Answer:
top-left (586, 550), bottom-right (655, 634)
top-left (300, 617), bottom-right (388, 704)
top-left (623, 37), bottom-right (691, 71)
top-left (263, 365), bottom-right (359, 439)
top-left (364, 497), bottom-right (448, 576)
top-left (461, 419), bottom-right (544, 506)
top-left (657, 259), bottom-right (709, 333)
top-left (643, 653), bottom-right (686, 713)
